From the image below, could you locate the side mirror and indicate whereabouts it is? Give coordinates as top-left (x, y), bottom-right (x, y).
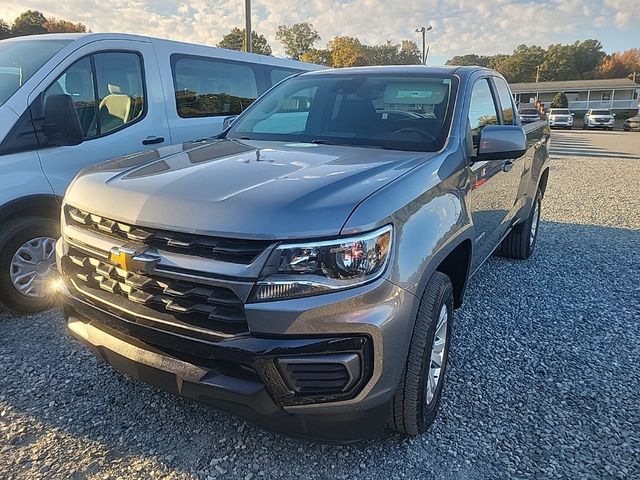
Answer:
top-left (571, 113), bottom-right (575, 116)
top-left (222, 115), bottom-right (238, 129)
top-left (42, 94), bottom-right (83, 146)
top-left (475, 125), bottom-right (527, 161)
top-left (613, 114), bottom-right (616, 117)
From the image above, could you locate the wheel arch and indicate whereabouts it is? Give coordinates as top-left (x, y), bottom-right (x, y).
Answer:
top-left (0, 195), bottom-right (62, 226)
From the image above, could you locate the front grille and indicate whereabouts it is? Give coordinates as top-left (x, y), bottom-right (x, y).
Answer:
top-left (62, 247), bottom-right (248, 335)
top-left (65, 206), bottom-right (270, 264)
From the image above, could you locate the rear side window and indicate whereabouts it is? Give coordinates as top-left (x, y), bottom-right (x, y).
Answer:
top-left (468, 78), bottom-right (499, 147)
top-left (492, 77), bottom-right (514, 125)
top-left (269, 67), bottom-right (299, 85)
top-left (43, 51), bottom-right (145, 139)
top-left (172, 55), bottom-right (259, 118)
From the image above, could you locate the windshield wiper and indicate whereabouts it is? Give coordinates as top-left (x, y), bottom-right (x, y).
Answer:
top-left (310, 139), bottom-right (337, 145)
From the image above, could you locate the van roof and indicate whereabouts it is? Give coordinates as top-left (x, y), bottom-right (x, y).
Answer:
top-left (2, 32), bottom-right (323, 70)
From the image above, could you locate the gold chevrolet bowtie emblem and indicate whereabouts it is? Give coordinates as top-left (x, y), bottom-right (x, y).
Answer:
top-left (109, 244), bottom-right (159, 273)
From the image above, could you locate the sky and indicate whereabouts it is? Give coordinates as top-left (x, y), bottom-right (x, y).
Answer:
top-left (0, 0), bottom-right (638, 65)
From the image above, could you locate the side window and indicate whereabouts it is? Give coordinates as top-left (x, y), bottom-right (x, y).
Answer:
top-left (493, 77), bottom-right (515, 125)
top-left (43, 51), bottom-right (145, 139)
top-left (93, 52), bottom-right (145, 135)
top-left (269, 68), bottom-right (298, 86)
top-left (44, 57), bottom-right (96, 138)
top-left (252, 86), bottom-right (316, 134)
top-left (468, 78), bottom-right (499, 148)
top-left (172, 55), bottom-right (259, 118)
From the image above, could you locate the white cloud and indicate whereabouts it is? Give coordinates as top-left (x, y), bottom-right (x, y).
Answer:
top-left (0, 0), bottom-right (638, 59)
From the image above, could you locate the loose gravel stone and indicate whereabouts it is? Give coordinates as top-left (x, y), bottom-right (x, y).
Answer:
top-left (1, 156), bottom-right (639, 479)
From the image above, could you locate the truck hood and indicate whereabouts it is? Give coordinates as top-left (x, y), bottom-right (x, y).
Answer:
top-left (67, 139), bottom-right (434, 239)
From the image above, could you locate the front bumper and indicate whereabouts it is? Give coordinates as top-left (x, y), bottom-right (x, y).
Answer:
top-left (549, 118), bottom-right (572, 127)
top-left (63, 294), bottom-right (392, 441)
top-left (587, 120), bottom-right (614, 128)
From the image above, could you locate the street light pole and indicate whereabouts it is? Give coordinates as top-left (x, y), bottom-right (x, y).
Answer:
top-left (244, 0), bottom-right (252, 53)
top-left (415, 26), bottom-right (432, 64)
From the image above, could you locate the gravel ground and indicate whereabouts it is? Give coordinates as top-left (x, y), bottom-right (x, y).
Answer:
top-left (1, 157), bottom-right (639, 480)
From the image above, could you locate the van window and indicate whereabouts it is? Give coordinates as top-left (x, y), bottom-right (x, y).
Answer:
top-left (43, 51), bottom-right (145, 139)
top-left (0, 39), bottom-right (71, 106)
top-left (269, 68), bottom-right (298, 85)
top-left (172, 55), bottom-right (259, 118)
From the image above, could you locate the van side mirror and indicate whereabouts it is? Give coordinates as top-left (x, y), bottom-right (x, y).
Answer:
top-left (222, 115), bottom-right (238, 129)
top-left (475, 125), bottom-right (527, 161)
top-left (42, 94), bottom-right (83, 146)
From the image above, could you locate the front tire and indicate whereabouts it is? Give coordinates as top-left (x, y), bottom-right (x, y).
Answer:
top-left (499, 189), bottom-right (542, 260)
top-left (0, 217), bottom-right (60, 314)
top-left (388, 271), bottom-right (453, 435)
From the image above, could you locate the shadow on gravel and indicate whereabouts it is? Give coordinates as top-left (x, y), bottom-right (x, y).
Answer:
top-left (1, 221), bottom-right (639, 479)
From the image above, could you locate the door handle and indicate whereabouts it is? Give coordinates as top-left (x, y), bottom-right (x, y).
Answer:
top-left (142, 136), bottom-right (165, 145)
top-left (502, 160), bottom-right (514, 172)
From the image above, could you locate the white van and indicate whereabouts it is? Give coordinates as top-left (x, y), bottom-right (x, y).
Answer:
top-left (0, 33), bottom-right (323, 313)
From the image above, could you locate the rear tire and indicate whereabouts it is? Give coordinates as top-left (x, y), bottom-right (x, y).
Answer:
top-left (0, 217), bottom-right (60, 314)
top-left (388, 271), bottom-right (453, 435)
top-left (499, 189), bottom-right (542, 260)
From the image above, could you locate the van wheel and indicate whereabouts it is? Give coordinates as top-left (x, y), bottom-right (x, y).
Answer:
top-left (388, 271), bottom-right (453, 435)
top-left (499, 189), bottom-right (542, 260)
top-left (0, 217), bottom-right (60, 314)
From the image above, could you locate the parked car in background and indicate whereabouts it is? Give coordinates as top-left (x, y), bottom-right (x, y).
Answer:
top-left (0, 33), bottom-right (321, 314)
top-left (622, 114), bottom-right (640, 131)
top-left (57, 66), bottom-right (550, 441)
top-left (583, 109), bottom-right (615, 130)
top-left (518, 107), bottom-right (542, 124)
top-left (547, 108), bottom-right (574, 129)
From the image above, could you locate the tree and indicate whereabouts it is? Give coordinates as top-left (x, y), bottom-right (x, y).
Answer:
top-left (620, 48), bottom-right (640, 77)
top-left (43, 18), bottom-right (87, 33)
top-left (573, 39), bottom-right (605, 79)
top-left (495, 44), bottom-right (546, 82)
top-left (540, 43), bottom-right (579, 81)
top-left (551, 92), bottom-right (569, 108)
top-left (275, 22), bottom-right (320, 60)
top-left (0, 19), bottom-right (11, 39)
top-left (398, 40), bottom-right (421, 65)
top-left (598, 54), bottom-right (627, 79)
top-left (218, 28), bottom-right (272, 55)
top-left (11, 10), bottom-right (47, 36)
top-left (445, 54), bottom-right (491, 67)
top-left (329, 36), bottom-right (368, 67)
top-left (300, 48), bottom-right (332, 66)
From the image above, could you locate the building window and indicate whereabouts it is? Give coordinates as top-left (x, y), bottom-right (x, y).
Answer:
top-left (601, 91), bottom-right (612, 101)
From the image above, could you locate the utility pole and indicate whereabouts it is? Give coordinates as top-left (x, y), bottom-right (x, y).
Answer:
top-left (536, 65), bottom-right (542, 83)
top-left (244, 0), bottom-right (252, 53)
top-left (415, 26), bottom-right (432, 65)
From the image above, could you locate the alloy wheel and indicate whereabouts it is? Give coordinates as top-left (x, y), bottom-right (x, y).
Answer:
top-left (426, 304), bottom-right (448, 405)
top-left (10, 236), bottom-right (57, 298)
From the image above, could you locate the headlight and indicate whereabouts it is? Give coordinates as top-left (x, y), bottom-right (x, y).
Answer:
top-left (250, 225), bottom-right (393, 301)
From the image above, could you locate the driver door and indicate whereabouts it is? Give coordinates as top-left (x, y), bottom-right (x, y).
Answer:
top-left (32, 40), bottom-right (171, 196)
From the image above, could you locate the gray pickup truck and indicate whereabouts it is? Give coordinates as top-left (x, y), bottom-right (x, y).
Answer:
top-left (56, 66), bottom-right (549, 441)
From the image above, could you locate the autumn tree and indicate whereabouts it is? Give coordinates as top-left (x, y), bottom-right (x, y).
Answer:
top-left (300, 48), bottom-right (332, 66)
top-left (44, 18), bottom-right (87, 33)
top-left (597, 54), bottom-right (627, 78)
top-left (11, 10), bottom-right (48, 36)
top-left (276, 22), bottom-right (320, 60)
top-left (218, 28), bottom-right (272, 56)
top-left (329, 36), bottom-right (368, 67)
top-left (0, 19), bottom-right (10, 39)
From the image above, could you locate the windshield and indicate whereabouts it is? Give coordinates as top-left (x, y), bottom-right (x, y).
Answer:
top-left (226, 73), bottom-right (458, 152)
top-left (591, 110), bottom-right (611, 115)
top-left (0, 39), bottom-right (71, 106)
top-left (520, 109), bottom-right (539, 115)
top-left (550, 109), bottom-right (570, 115)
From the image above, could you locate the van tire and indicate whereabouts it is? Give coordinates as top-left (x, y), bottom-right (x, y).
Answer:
top-left (388, 271), bottom-right (453, 435)
top-left (499, 189), bottom-right (542, 260)
top-left (0, 217), bottom-right (60, 314)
